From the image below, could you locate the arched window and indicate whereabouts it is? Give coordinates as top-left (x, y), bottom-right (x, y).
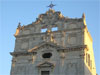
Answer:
top-left (90, 60), bottom-right (92, 69)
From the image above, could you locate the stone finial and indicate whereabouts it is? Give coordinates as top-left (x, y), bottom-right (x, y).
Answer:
top-left (18, 22), bottom-right (21, 28)
top-left (82, 13), bottom-right (85, 19)
top-left (82, 13), bottom-right (87, 25)
top-left (14, 22), bottom-right (22, 36)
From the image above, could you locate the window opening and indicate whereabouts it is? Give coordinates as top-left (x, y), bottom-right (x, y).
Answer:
top-left (88, 54), bottom-right (90, 66)
top-left (42, 53), bottom-right (52, 58)
top-left (52, 27), bottom-right (58, 31)
top-left (41, 28), bottom-right (47, 33)
top-left (86, 53), bottom-right (88, 63)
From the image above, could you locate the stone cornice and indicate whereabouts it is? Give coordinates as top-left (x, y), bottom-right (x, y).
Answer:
top-left (15, 28), bottom-right (84, 38)
top-left (10, 51), bottom-right (37, 56)
top-left (57, 45), bottom-right (88, 52)
top-left (10, 45), bottom-right (88, 57)
top-left (28, 41), bottom-right (88, 53)
top-left (28, 41), bottom-right (63, 52)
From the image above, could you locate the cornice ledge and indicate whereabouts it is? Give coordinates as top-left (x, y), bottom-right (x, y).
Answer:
top-left (15, 28), bottom-right (83, 38)
top-left (57, 45), bottom-right (87, 52)
top-left (10, 51), bottom-right (37, 56)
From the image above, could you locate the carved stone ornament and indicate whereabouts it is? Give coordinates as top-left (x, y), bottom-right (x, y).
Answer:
top-left (37, 61), bottom-right (55, 68)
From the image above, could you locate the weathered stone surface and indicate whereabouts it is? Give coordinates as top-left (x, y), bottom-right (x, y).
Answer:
top-left (10, 9), bottom-right (96, 75)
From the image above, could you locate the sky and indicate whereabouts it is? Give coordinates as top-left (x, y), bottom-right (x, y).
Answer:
top-left (0, 0), bottom-right (100, 75)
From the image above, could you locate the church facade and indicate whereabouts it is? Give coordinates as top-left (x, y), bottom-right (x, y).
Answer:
top-left (10, 8), bottom-right (96, 75)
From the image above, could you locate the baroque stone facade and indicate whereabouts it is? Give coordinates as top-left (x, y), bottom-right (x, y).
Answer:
top-left (10, 9), bottom-right (96, 75)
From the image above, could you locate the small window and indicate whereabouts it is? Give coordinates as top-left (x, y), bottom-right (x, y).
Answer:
top-left (41, 71), bottom-right (50, 75)
top-left (90, 60), bottom-right (92, 69)
top-left (52, 27), bottom-right (58, 31)
top-left (88, 54), bottom-right (90, 66)
top-left (42, 53), bottom-right (52, 58)
top-left (41, 28), bottom-right (47, 33)
top-left (86, 53), bottom-right (88, 63)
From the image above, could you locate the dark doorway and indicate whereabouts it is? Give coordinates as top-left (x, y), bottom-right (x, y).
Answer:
top-left (41, 71), bottom-right (50, 75)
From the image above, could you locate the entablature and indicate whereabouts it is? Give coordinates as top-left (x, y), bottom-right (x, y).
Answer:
top-left (10, 51), bottom-right (37, 57)
top-left (57, 45), bottom-right (88, 52)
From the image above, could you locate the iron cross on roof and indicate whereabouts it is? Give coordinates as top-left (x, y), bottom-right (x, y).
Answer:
top-left (48, 2), bottom-right (56, 9)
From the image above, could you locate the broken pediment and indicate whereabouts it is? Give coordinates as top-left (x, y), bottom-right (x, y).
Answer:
top-left (14, 9), bottom-right (83, 37)
top-left (28, 41), bottom-right (64, 52)
top-left (37, 61), bottom-right (55, 68)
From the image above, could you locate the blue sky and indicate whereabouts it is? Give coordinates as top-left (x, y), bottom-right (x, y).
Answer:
top-left (0, 0), bottom-right (100, 75)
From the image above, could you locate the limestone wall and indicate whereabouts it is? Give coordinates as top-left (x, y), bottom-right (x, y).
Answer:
top-left (84, 27), bottom-right (96, 75)
top-left (11, 9), bottom-right (96, 75)
top-left (11, 45), bottom-right (85, 75)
